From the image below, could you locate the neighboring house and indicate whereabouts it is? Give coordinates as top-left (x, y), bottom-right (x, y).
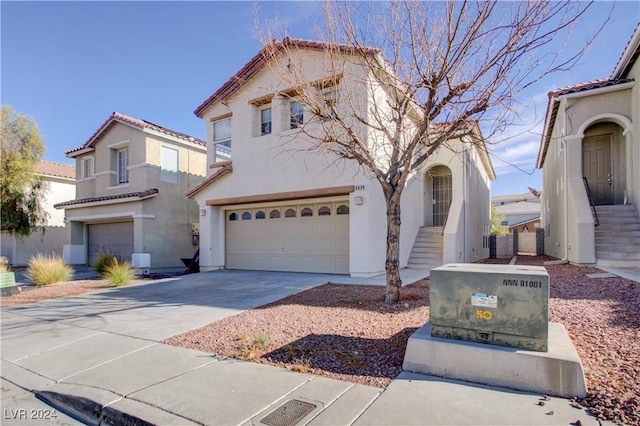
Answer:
top-left (54, 112), bottom-right (208, 271)
top-left (1, 161), bottom-right (75, 265)
top-left (536, 25), bottom-right (640, 265)
top-left (188, 38), bottom-right (496, 277)
top-left (493, 196), bottom-right (541, 232)
top-left (492, 191), bottom-right (540, 207)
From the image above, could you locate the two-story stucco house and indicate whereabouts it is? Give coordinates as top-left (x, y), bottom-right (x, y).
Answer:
top-left (536, 25), bottom-right (640, 267)
top-left (188, 38), bottom-right (495, 277)
top-left (55, 112), bottom-right (209, 271)
top-left (1, 161), bottom-right (75, 266)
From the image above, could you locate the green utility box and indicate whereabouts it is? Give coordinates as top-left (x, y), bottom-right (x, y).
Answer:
top-left (430, 263), bottom-right (549, 352)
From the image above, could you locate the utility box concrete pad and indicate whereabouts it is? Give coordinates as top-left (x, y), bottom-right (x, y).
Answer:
top-left (430, 263), bottom-right (549, 351)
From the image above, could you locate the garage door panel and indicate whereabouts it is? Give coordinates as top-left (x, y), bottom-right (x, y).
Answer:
top-left (225, 200), bottom-right (350, 274)
top-left (88, 222), bottom-right (134, 266)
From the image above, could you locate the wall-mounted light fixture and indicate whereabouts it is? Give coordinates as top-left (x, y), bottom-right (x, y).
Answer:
top-left (200, 209), bottom-right (206, 216)
top-left (355, 196), bottom-right (364, 205)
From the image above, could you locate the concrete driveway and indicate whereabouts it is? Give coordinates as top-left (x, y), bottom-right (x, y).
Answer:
top-left (2, 270), bottom-right (360, 341)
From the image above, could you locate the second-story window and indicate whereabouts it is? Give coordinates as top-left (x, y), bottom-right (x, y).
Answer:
top-left (290, 101), bottom-right (304, 129)
top-left (161, 146), bottom-right (179, 184)
top-left (81, 156), bottom-right (93, 179)
top-left (117, 148), bottom-right (129, 184)
top-left (261, 108), bottom-right (272, 135)
top-left (322, 90), bottom-right (337, 120)
top-left (213, 118), bottom-right (231, 148)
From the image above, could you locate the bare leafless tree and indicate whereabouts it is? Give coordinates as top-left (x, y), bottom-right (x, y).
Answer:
top-left (257, 0), bottom-right (603, 304)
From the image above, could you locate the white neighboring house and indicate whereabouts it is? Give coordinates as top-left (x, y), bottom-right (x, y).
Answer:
top-left (1, 161), bottom-right (75, 265)
top-left (188, 38), bottom-right (496, 277)
top-left (492, 192), bottom-right (541, 232)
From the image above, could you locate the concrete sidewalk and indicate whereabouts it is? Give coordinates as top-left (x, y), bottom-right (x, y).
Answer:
top-left (1, 270), bottom-right (604, 425)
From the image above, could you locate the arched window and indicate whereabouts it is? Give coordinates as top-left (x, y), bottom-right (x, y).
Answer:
top-left (229, 212), bottom-right (238, 221)
top-left (255, 210), bottom-right (266, 219)
top-left (337, 205), bottom-right (350, 215)
top-left (301, 207), bottom-right (313, 217)
top-left (270, 209), bottom-right (281, 219)
top-left (285, 208), bottom-right (296, 218)
top-left (318, 206), bottom-right (331, 216)
top-left (241, 211), bottom-right (251, 220)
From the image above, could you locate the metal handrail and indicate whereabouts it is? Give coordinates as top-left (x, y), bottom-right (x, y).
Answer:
top-left (582, 176), bottom-right (600, 227)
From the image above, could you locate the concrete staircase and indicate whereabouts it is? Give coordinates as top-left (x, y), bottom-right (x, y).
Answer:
top-left (594, 204), bottom-right (640, 266)
top-left (407, 226), bottom-right (443, 269)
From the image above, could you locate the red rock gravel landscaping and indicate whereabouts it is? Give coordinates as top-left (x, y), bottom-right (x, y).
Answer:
top-left (163, 257), bottom-right (639, 425)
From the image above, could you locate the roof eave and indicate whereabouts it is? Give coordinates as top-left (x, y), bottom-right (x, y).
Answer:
top-left (613, 24), bottom-right (640, 79)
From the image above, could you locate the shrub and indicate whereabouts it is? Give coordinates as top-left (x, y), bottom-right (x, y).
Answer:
top-left (26, 253), bottom-right (73, 285)
top-left (0, 257), bottom-right (10, 273)
top-left (94, 250), bottom-right (122, 275)
top-left (104, 259), bottom-right (136, 287)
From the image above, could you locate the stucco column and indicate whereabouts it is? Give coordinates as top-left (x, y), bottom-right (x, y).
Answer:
top-left (63, 220), bottom-right (86, 265)
top-left (199, 205), bottom-right (225, 271)
top-left (132, 215), bottom-right (151, 270)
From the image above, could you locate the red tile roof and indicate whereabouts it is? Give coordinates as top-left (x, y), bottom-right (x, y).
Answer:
top-left (54, 188), bottom-right (159, 209)
top-left (186, 165), bottom-right (232, 198)
top-left (547, 77), bottom-right (633, 98)
top-left (35, 160), bottom-right (75, 180)
top-left (194, 37), bottom-right (380, 118)
top-left (66, 112), bottom-right (206, 156)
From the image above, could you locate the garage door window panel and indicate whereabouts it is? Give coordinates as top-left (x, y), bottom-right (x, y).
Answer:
top-left (229, 212), bottom-right (238, 221)
top-left (301, 207), bottom-right (313, 217)
top-left (337, 205), bottom-right (349, 215)
top-left (242, 211), bottom-right (252, 220)
top-left (285, 208), bottom-right (297, 218)
top-left (318, 206), bottom-right (331, 216)
top-left (270, 209), bottom-right (281, 219)
top-left (256, 210), bottom-right (266, 219)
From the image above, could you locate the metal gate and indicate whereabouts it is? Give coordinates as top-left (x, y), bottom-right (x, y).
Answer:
top-left (433, 175), bottom-right (452, 226)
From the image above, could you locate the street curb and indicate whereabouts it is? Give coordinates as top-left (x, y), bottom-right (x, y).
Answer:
top-left (34, 388), bottom-right (200, 426)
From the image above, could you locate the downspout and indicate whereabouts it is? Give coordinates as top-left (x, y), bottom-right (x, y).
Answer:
top-left (463, 147), bottom-right (467, 263)
top-left (545, 98), bottom-right (569, 266)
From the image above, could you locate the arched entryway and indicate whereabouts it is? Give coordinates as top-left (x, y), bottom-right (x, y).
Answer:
top-left (424, 165), bottom-right (453, 226)
top-left (582, 122), bottom-right (626, 205)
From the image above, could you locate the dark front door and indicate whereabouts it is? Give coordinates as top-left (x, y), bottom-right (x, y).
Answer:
top-left (582, 134), bottom-right (612, 205)
top-left (433, 175), bottom-right (452, 226)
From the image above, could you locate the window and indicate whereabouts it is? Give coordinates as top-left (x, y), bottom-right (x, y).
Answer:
top-left (322, 90), bottom-right (337, 120)
top-left (213, 118), bottom-right (231, 148)
top-left (337, 205), bottom-right (349, 215)
top-left (81, 157), bottom-right (93, 179)
top-left (270, 209), bottom-right (281, 219)
top-left (290, 102), bottom-right (303, 129)
top-left (261, 108), bottom-right (272, 135)
top-left (256, 210), bottom-right (266, 219)
top-left (318, 206), bottom-right (331, 216)
top-left (301, 207), bottom-right (313, 217)
top-left (242, 211), bottom-right (251, 220)
top-left (117, 148), bottom-right (129, 184)
top-left (229, 212), bottom-right (238, 221)
top-left (285, 208), bottom-right (296, 218)
top-left (161, 146), bottom-right (179, 183)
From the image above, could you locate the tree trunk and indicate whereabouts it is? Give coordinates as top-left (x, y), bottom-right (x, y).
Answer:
top-left (385, 197), bottom-right (402, 304)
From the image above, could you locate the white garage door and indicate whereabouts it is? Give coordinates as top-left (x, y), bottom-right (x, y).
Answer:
top-left (88, 222), bottom-right (134, 265)
top-left (226, 200), bottom-right (349, 274)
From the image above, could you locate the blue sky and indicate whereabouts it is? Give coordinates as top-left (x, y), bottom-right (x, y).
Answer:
top-left (2, 1), bottom-right (639, 196)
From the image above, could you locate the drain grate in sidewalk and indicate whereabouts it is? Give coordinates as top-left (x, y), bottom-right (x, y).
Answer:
top-left (260, 399), bottom-right (316, 426)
